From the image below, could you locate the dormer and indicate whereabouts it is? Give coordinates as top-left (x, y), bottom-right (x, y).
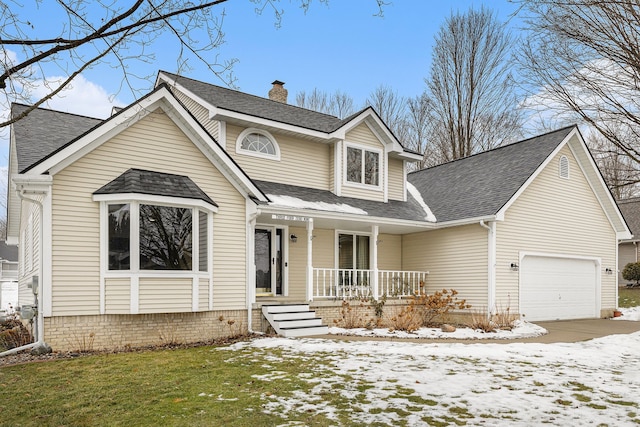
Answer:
top-left (154, 71), bottom-right (422, 203)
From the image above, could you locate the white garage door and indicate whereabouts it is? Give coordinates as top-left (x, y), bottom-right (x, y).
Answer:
top-left (520, 256), bottom-right (598, 321)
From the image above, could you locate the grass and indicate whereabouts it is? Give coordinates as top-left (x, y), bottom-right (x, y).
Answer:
top-left (0, 343), bottom-right (337, 427)
top-left (619, 286), bottom-right (640, 308)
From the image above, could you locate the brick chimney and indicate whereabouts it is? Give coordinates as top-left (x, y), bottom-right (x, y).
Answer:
top-left (268, 80), bottom-right (288, 103)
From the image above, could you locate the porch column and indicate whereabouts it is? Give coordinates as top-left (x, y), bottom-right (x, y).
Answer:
top-left (306, 218), bottom-right (314, 301)
top-left (371, 225), bottom-right (379, 301)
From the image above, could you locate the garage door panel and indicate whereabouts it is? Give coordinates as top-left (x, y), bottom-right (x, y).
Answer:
top-left (520, 256), bottom-right (597, 321)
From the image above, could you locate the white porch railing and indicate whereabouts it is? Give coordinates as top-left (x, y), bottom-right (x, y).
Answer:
top-left (312, 268), bottom-right (429, 300)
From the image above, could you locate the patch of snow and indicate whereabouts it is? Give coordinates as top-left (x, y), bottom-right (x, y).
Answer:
top-left (613, 306), bottom-right (640, 321)
top-left (267, 194), bottom-right (367, 215)
top-left (328, 320), bottom-right (547, 340)
top-left (224, 329), bottom-right (640, 426)
top-left (406, 182), bottom-right (436, 222)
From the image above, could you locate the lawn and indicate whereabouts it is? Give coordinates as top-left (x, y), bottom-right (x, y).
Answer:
top-left (619, 286), bottom-right (640, 308)
top-left (1, 332), bottom-right (639, 426)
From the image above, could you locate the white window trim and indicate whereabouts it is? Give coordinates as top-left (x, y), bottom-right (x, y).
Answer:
top-left (343, 142), bottom-right (383, 191)
top-left (235, 128), bottom-right (281, 161)
top-left (95, 194), bottom-right (216, 277)
top-left (334, 230), bottom-right (373, 270)
top-left (559, 155), bottom-right (570, 179)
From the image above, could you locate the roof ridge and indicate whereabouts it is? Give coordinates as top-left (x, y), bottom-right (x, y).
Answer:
top-left (11, 102), bottom-right (105, 121)
top-left (408, 125), bottom-right (577, 176)
top-left (158, 70), bottom-right (343, 121)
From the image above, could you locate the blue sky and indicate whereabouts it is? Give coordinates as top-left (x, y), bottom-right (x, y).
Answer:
top-left (0, 0), bottom-right (523, 168)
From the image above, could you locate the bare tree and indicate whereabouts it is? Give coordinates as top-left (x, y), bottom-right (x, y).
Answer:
top-left (425, 6), bottom-right (522, 162)
top-left (295, 88), bottom-right (356, 119)
top-left (366, 84), bottom-right (408, 141)
top-left (405, 92), bottom-right (433, 169)
top-left (587, 129), bottom-right (640, 200)
top-left (517, 0), bottom-right (640, 165)
top-left (1, 0), bottom-right (387, 128)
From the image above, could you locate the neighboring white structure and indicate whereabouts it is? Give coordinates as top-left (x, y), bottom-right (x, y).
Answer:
top-left (0, 241), bottom-right (19, 312)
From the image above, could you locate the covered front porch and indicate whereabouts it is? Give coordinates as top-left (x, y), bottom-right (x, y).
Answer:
top-left (249, 212), bottom-right (432, 305)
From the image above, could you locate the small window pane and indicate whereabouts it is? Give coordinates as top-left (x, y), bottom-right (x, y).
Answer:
top-left (139, 205), bottom-right (192, 270)
top-left (198, 211), bottom-right (208, 272)
top-left (365, 151), bottom-right (379, 186)
top-left (347, 147), bottom-right (362, 183)
top-left (241, 133), bottom-right (276, 155)
top-left (108, 204), bottom-right (130, 270)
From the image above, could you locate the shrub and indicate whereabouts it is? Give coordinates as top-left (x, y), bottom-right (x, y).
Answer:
top-left (622, 262), bottom-right (640, 286)
top-left (333, 300), bottom-right (371, 329)
top-left (0, 315), bottom-right (33, 351)
top-left (390, 285), bottom-right (471, 332)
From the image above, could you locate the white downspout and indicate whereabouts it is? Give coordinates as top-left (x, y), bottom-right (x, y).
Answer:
top-left (1, 190), bottom-right (48, 357)
top-left (479, 220), bottom-right (496, 315)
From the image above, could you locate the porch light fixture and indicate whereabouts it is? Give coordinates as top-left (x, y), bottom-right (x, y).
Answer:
top-left (290, 234), bottom-right (297, 243)
top-left (605, 268), bottom-right (613, 275)
top-left (510, 262), bottom-right (519, 271)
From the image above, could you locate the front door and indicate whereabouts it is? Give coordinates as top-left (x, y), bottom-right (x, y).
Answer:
top-left (255, 227), bottom-right (284, 295)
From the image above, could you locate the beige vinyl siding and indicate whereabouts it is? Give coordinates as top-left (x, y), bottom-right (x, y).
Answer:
top-left (17, 198), bottom-right (41, 307)
top-left (172, 88), bottom-right (219, 141)
top-left (388, 158), bottom-right (405, 201)
top-left (105, 278), bottom-right (130, 314)
top-left (342, 124), bottom-right (385, 202)
top-left (199, 278), bottom-right (209, 311)
top-left (618, 243), bottom-right (637, 286)
top-left (377, 234), bottom-right (402, 271)
top-left (287, 226), bottom-right (307, 300)
top-left (226, 124), bottom-right (330, 190)
top-left (329, 145), bottom-right (335, 193)
top-left (138, 277), bottom-right (192, 313)
top-left (52, 109), bottom-right (247, 316)
top-left (496, 144), bottom-right (618, 312)
top-left (402, 225), bottom-right (488, 308)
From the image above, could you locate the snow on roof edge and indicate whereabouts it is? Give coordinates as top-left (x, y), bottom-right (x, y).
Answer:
top-left (406, 182), bottom-right (437, 222)
top-left (267, 194), bottom-right (368, 215)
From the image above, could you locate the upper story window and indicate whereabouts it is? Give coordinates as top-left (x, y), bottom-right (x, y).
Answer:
top-left (346, 145), bottom-right (380, 187)
top-left (559, 155), bottom-right (570, 179)
top-left (236, 128), bottom-right (280, 161)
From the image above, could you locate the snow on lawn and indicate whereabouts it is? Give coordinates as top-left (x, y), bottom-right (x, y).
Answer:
top-left (329, 319), bottom-right (548, 340)
top-left (226, 330), bottom-right (640, 426)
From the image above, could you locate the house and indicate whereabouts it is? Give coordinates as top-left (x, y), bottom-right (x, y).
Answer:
top-left (617, 198), bottom-right (640, 286)
top-left (0, 241), bottom-right (18, 313)
top-left (5, 71), bottom-right (630, 351)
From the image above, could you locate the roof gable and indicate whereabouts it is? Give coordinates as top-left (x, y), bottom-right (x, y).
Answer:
top-left (408, 126), bottom-right (575, 223)
top-left (12, 85), bottom-right (268, 203)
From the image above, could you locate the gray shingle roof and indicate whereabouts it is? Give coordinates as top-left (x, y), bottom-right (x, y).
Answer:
top-left (617, 198), bottom-right (640, 239)
top-left (160, 71), bottom-right (365, 133)
top-left (11, 103), bottom-right (103, 173)
top-left (254, 180), bottom-right (430, 222)
top-left (408, 126), bottom-right (575, 223)
top-left (94, 168), bottom-right (217, 207)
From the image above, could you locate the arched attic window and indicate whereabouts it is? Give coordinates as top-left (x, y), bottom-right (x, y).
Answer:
top-left (236, 128), bottom-right (281, 160)
top-left (559, 155), bottom-right (570, 179)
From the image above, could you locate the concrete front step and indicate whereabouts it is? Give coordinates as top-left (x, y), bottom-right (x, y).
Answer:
top-left (271, 311), bottom-right (317, 321)
top-left (263, 304), bottom-right (310, 314)
top-left (261, 304), bottom-right (328, 337)
top-left (279, 325), bottom-right (329, 337)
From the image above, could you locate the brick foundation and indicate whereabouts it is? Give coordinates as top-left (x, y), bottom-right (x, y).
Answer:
top-left (44, 310), bottom-right (248, 352)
